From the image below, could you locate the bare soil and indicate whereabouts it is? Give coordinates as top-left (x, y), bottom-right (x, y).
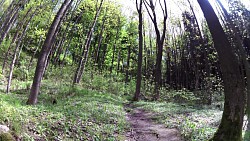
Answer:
top-left (125, 105), bottom-right (183, 141)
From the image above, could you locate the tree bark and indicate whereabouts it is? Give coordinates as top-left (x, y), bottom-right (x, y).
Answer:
top-left (73, 0), bottom-right (104, 84)
top-left (198, 0), bottom-right (245, 140)
top-left (0, 0), bottom-right (26, 46)
top-left (110, 22), bottom-right (120, 75)
top-left (27, 0), bottom-right (72, 105)
top-left (6, 8), bottom-right (36, 93)
top-left (133, 0), bottom-right (143, 101)
top-left (95, 15), bottom-right (106, 67)
top-left (144, 0), bottom-right (167, 100)
top-left (217, 0), bottom-right (250, 134)
top-left (28, 36), bottom-right (43, 71)
top-left (117, 50), bottom-right (120, 75)
top-left (125, 45), bottom-right (131, 84)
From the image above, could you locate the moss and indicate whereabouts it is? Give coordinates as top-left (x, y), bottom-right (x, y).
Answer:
top-left (210, 102), bottom-right (243, 141)
top-left (0, 132), bottom-right (15, 141)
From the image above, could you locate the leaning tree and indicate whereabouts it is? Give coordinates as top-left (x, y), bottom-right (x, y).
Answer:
top-left (27, 0), bottom-right (73, 105)
top-left (198, 0), bottom-right (245, 140)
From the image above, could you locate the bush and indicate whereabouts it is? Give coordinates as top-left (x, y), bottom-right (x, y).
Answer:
top-left (81, 71), bottom-right (136, 98)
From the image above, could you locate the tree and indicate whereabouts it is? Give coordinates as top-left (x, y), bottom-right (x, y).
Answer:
top-left (0, 0), bottom-right (28, 46)
top-left (73, 0), bottom-right (104, 84)
top-left (133, 0), bottom-right (143, 101)
top-left (27, 0), bottom-right (73, 105)
top-left (6, 7), bottom-right (38, 93)
top-left (197, 0), bottom-right (245, 140)
top-left (144, 0), bottom-right (168, 100)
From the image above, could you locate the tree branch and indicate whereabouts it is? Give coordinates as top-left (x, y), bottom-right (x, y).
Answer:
top-left (143, 0), bottom-right (154, 22)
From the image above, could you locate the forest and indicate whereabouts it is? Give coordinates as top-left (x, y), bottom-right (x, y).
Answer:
top-left (0, 0), bottom-right (250, 140)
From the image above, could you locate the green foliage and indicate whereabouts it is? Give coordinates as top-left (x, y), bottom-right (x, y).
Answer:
top-left (80, 71), bottom-right (136, 98)
top-left (0, 73), bottom-right (4, 85)
top-left (168, 89), bottom-right (200, 104)
top-left (140, 79), bottom-right (201, 103)
top-left (13, 66), bottom-right (28, 81)
top-left (0, 39), bottom-right (11, 53)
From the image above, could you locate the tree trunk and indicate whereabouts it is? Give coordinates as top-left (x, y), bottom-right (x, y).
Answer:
top-left (73, 0), bottom-right (104, 84)
top-left (134, 0), bottom-right (143, 101)
top-left (198, 0), bottom-right (245, 140)
top-left (27, 0), bottom-right (72, 105)
top-left (117, 50), bottom-right (120, 75)
top-left (110, 27), bottom-right (119, 75)
top-left (28, 36), bottom-right (43, 71)
top-left (217, 0), bottom-right (250, 134)
top-left (61, 8), bottom-right (85, 67)
top-left (6, 8), bottom-right (36, 93)
top-left (95, 16), bottom-right (106, 67)
top-left (125, 45), bottom-right (131, 84)
top-left (144, 0), bottom-right (167, 100)
top-left (0, 0), bottom-right (27, 44)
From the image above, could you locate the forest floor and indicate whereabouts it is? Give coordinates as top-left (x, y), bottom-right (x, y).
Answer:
top-left (0, 75), bottom-right (225, 140)
top-left (125, 104), bottom-right (183, 141)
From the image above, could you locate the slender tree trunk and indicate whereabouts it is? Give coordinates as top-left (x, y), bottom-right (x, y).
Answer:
top-left (110, 26), bottom-right (119, 74)
top-left (0, 1), bottom-right (16, 30)
top-left (27, 0), bottom-right (72, 105)
top-left (73, 0), bottom-right (104, 84)
top-left (1, 7), bottom-right (32, 73)
top-left (61, 8), bottom-right (85, 67)
top-left (51, 1), bottom-right (80, 67)
top-left (95, 16), bottom-right (106, 67)
top-left (6, 8), bottom-right (36, 93)
top-left (143, 20), bottom-right (147, 78)
top-left (73, 32), bottom-right (92, 83)
top-left (110, 44), bottom-right (116, 74)
top-left (0, 10), bottom-right (18, 44)
top-left (0, 1), bottom-right (24, 46)
top-left (144, 0), bottom-right (167, 100)
top-left (100, 43), bottom-right (108, 72)
top-left (125, 45), bottom-right (131, 84)
top-left (133, 0), bottom-right (143, 101)
top-left (2, 24), bottom-right (20, 73)
top-left (198, 0), bottom-right (245, 140)
top-left (28, 36), bottom-right (43, 71)
top-left (117, 50), bottom-right (120, 75)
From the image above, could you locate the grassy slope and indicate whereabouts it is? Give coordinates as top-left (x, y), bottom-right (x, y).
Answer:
top-left (0, 85), bottom-right (128, 140)
top-left (0, 72), bottom-right (223, 141)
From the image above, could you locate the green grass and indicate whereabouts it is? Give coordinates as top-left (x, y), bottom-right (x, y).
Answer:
top-left (133, 101), bottom-right (222, 141)
top-left (0, 69), bottom-right (241, 141)
top-left (0, 84), bottom-right (128, 140)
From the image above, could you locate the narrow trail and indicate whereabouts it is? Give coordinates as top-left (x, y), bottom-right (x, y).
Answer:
top-left (125, 105), bottom-right (183, 141)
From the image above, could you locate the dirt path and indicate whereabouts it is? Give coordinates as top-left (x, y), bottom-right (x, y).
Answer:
top-left (125, 105), bottom-right (183, 141)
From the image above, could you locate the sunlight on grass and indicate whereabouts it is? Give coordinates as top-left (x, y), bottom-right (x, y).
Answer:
top-left (0, 85), bottom-right (128, 140)
top-left (134, 101), bottom-right (222, 141)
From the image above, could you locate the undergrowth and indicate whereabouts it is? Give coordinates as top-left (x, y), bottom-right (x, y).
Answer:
top-left (0, 83), bottom-right (128, 140)
top-left (0, 67), bottom-right (240, 141)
